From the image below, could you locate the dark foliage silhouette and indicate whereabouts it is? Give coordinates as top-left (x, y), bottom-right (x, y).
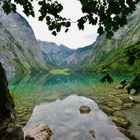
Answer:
top-left (1, 0), bottom-right (140, 37)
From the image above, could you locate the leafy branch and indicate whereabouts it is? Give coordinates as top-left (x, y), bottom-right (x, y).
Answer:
top-left (1, 0), bottom-right (140, 37)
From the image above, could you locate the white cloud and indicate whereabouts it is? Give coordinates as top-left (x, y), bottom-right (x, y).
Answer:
top-left (17, 0), bottom-right (98, 49)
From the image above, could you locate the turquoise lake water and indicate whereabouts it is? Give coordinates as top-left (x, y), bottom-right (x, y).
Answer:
top-left (8, 73), bottom-right (127, 103)
top-left (8, 73), bottom-right (132, 140)
top-left (9, 73), bottom-right (101, 103)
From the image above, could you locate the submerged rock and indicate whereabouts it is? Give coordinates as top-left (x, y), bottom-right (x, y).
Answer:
top-left (79, 105), bottom-right (91, 114)
top-left (25, 124), bottom-right (53, 140)
top-left (123, 103), bottom-right (134, 109)
top-left (101, 106), bottom-right (114, 114)
top-left (111, 116), bottom-right (130, 128)
top-left (113, 111), bottom-right (125, 118)
top-left (89, 129), bottom-right (96, 138)
top-left (118, 127), bottom-right (138, 140)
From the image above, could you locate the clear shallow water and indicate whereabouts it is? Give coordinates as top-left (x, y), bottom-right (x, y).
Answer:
top-left (24, 95), bottom-right (129, 140)
top-left (9, 74), bottom-right (102, 104)
top-left (9, 73), bottom-right (127, 104)
top-left (8, 73), bottom-right (130, 139)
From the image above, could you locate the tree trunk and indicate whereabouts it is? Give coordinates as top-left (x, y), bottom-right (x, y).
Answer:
top-left (0, 62), bottom-right (24, 140)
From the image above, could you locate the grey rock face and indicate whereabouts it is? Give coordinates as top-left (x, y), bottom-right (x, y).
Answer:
top-left (38, 40), bottom-right (75, 67)
top-left (0, 7), bottom-right (47, 73)
top-left (65, 44), bottom-right (95, 66)
top-left (38, 40), bottom-right (95, 67)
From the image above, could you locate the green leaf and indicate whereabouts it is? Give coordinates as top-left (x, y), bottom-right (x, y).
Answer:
top-left (97, 26), bottom-right (104, 35)
top-left (65, 22), bottom-right (71, 27)
top-left (106, 31), bottom-right (113, 39)
top-left (52, 31), bottom-right (57, 36)
top-left (2, 1), bottom-right (11, 15)
top-left (48, 25), bottom-right (54, 31)
top-left (65, 28), bottom-right (69, 33)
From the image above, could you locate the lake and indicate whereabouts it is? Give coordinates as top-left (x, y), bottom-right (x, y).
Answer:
top-left (9, 73), bottom-right (102, 104)
top-left (8, 73), bottom-right (104, 126)
top-left (8, 73), bottom-right (131, 140)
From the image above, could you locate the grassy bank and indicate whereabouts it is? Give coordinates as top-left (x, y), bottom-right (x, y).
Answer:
top-left (49, 68), bottom-right (70, 75)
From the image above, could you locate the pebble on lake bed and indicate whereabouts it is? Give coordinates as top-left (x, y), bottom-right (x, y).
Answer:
top-left (89, 129), bottom-right (96, 138)
top-left (79, 105), bottom-right (91, 114)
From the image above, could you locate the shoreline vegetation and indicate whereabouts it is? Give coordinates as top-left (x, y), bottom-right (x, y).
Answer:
top-left (49, 68), bottom-right (70, 75)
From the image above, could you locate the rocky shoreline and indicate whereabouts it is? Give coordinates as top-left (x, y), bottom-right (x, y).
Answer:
top-left (88, 88), bottom-right (140, 140)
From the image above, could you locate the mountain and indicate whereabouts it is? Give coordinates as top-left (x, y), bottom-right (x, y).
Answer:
top-left (65, 43), bottom-right (95, 67)
top-left (70, 5), bottom-right (140, 73)
top-left (38, 3), bottom-right (140, 72)
top-left (0, 7), bottom-right (47, 73)
top-left (38, 39), bottom-right (97, 68)
top-left (1, 3), bottom-right (139, 74)
top-left (38, 40), bottom-right (75, 67)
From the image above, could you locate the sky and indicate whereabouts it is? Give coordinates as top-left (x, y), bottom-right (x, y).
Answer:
top-left (17, 0), bottom-right (98, 49)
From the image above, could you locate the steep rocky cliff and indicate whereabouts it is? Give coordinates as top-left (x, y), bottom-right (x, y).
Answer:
top-left (89, 4), bottom-right (140, 66)
top-left (0, 8), bottom-right (47, 73)
top-left (38, 40), bottom-right (96, 68)
top-left (38, 40), bottom-right (74, 67)
top-left (65, 43), bottom-right (95, 67)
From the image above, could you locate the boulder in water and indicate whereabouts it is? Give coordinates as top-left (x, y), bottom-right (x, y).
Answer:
top-left (25, 124), bottom-right (53, 140)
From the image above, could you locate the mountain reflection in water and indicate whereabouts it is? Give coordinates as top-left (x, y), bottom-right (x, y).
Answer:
top-left (9, 73), bottom-right (127, 110)
top-left (9, 73), bottom-right (102, 104)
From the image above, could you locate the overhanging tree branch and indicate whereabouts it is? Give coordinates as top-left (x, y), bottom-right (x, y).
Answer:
top-left (1, 0), bottom-right (140, 37)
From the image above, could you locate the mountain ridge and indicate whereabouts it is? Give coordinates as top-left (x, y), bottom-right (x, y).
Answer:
top-left (38, 40), bottom-right (96, 68)
top-left (67, 5), bottom-right (140, 73)
top-left (0, 7), bottom-right (48, 73)
top-left (38, 40), bottom-right (75, 67)
top-left (1, 4), bottom-right (140, 74)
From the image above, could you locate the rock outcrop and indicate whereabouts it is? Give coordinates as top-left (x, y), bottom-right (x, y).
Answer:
top-left (0, 62), bottom-right (24, 140)
top-left (0, 7), bottom-right (47, 73)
